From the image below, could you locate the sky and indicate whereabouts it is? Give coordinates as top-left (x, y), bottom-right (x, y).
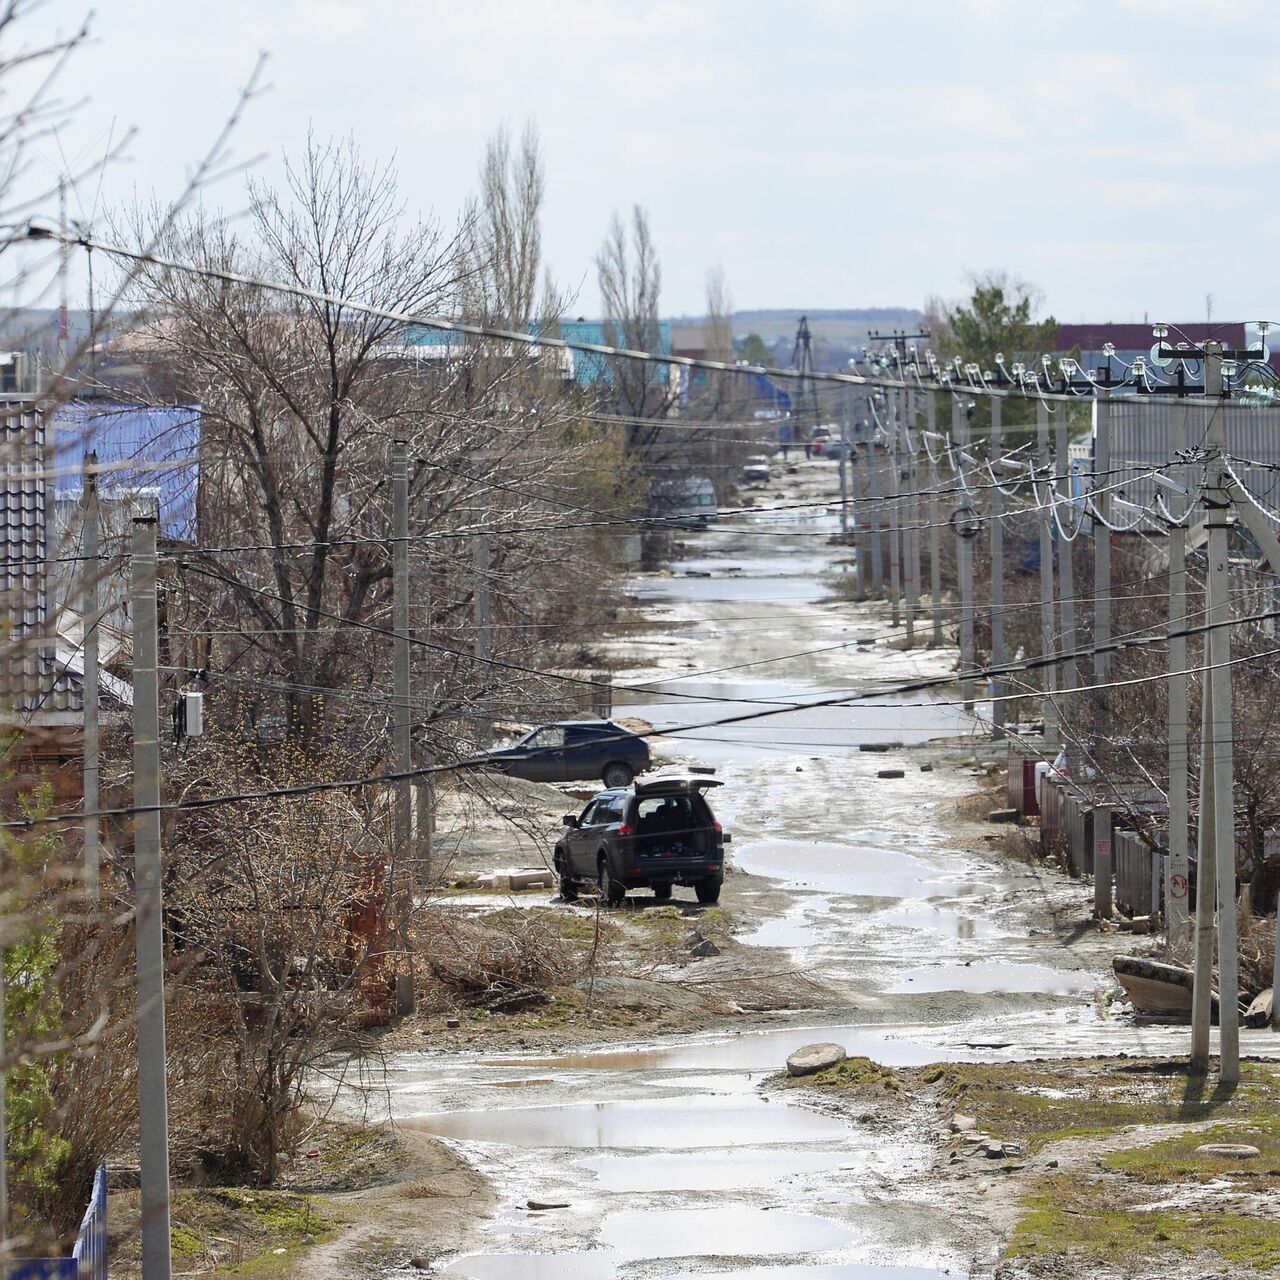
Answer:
top-left (25, 0), bottom-right (1280, 326)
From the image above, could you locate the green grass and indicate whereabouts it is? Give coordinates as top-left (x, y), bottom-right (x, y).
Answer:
top-left (916, 1059), bottom-right (1280, 1153)
top-left (787, 1055), bottom-right (903, 1094)
top-left (1011, 1175), bottom-right (1280, 1269)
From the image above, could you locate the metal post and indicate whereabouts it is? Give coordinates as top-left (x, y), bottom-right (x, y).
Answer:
top-left (1094, 803), bottom-right (1113, 919)
top-left (887, 396), bottom-right (902, 627)
top-left (927, 392), bottom-right (943, 648)
top-left (1055, 403), bottom-right (1078, 733)
top-left (83, 454), bottom-right (100, 902)
top-left (1190, 644), bottom-right (1216, 1074)
top-left (954, 394), bottom-right (976, 713)
top-left (1093, 392), bottom-right (1113, 779)
top-left (854, 437), bottom-right (868, 602)
top-left (131, 515), bottom-right (173, 1280)
top-left (1036, 401), bottom-right (1057, 741)
top-left (1167, 401), bottom-right (1191, 951)
top-left (391, 442), bottom-right (412, 862)
top-left (990, 396), bottom-right (1005, 740)
top-left (1203, 342), bottom-right (1239, 1084)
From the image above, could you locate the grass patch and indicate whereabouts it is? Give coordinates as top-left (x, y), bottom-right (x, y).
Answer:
top-left (1105, 1115), bottom-right (1280, 1187)
top-left (788, 1055), bottom-right (903, 1094)
top-left (1011, 1174), bottom-right (1280, 1270)
top-left (915, 1058), bottom-right (1280, 1152)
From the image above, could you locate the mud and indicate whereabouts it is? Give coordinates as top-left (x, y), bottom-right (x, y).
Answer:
top-left (331, 461), bottom-right (1273, 1278)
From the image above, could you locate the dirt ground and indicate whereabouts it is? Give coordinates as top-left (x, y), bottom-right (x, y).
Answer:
top-left (162, 457), bottom-right (1280, 1279)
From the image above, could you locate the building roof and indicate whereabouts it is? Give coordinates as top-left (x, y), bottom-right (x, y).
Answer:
top-left (1053, 322), bottom-right (1247, 354)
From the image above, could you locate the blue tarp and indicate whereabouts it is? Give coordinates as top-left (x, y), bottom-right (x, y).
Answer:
top-left (53, 402), bottom-right (201, 538)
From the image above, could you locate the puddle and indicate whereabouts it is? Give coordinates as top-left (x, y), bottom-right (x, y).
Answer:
top-left (579, 1148), bottom-right (856, 1192)
top-left (477, 1022), bottom-right (979, 1073)
top-left (441, 1253), bottom-right (618, 1279)
top-left (484, 1078), bottom-right (554, 1089)
top-left (878, 905), bottom-right (996, 940)
top-left (886, 961), bottom-right (1097, 996)
top-left (734, 840), bottom-right (965, 898)
top-left (662, 1266), bottom-right (965, 1279)
top-left (600, 1206), bottom-right (858, 1260)
top-left (630, 575), bottom-right (831, 605)
top-left (405, 1094), bottom-right (850, 1148)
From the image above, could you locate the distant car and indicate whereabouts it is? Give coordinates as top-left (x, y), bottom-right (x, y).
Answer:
top-left (648, 475), bottom-right (718, 528)
top-left (742, 454), bottom-right (772, 484)
top-left (479, 720), bottom-right (650, 789)
top-left (809, 426), bottom-right (833, 457)
top-left (554, 774), bottom-right (729, 906)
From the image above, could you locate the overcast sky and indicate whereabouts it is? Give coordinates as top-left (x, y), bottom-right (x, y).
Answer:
top-left (36, 0), bottom-right (1280, 325)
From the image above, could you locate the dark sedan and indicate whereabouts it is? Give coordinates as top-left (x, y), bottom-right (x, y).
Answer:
top-left (479, 720), bottom-right (651, 789)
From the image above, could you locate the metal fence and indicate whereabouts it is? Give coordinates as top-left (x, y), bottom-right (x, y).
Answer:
top-left (14, 1160), bottom-right (107, 1280)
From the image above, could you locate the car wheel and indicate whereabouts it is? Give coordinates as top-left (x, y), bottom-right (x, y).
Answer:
top-left (554, 851), bottom-right (578, 902)
top-left (695, 875), bottom-right (722, 905)
top-left (602, 761), bottom-right (634, 789)
top-left (652, 882), bottom-right (672, 901)
top-left (600, 859), bottom-right (626, 908)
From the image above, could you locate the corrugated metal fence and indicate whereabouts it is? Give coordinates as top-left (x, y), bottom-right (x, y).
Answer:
top-left (14, 1160), bottom-right (107, 1280)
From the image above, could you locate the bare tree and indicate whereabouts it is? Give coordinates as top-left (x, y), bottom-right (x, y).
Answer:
top-left (596, 204), bottom-right (673, 445)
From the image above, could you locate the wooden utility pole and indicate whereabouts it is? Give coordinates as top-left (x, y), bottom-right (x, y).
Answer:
top-left (954, 393), bottom-right (976, 712)
top-left (391, 442), bottom-right (412, 861)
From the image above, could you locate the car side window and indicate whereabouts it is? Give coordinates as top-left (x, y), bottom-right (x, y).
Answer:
top-left (578, 801), bottom-right (600, 826)
top-left (594, 800), bottom-right (621, 826)
top-left (531, 726), bottom-right (566, 748)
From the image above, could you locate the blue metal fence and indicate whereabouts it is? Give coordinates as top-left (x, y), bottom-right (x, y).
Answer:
top-left (13, 1160), bottom-right (107, 1280)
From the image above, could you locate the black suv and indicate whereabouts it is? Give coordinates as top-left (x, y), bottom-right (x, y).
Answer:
top-left (554, 775), bottom-right (729, 907)
top-left (481, 720), bottom-right (651, 788)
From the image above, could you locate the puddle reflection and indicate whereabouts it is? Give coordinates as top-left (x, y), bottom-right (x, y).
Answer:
top-left (601, 1205), bottom-right (858, 1259)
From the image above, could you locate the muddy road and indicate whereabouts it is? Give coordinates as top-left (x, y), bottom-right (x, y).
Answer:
top-left (346, 462), bottom-right (1277, 1279)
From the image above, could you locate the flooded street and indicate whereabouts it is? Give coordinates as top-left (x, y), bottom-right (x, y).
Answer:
top-left (356, 465), bottom-right (1277, 1278)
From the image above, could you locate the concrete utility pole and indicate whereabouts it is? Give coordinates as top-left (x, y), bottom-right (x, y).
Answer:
top-left (927, 392), bottom-right (943, 648)
top-left (1093, 391), bottom-right (1113, 778)
top-left (1166, 401), bottom-right (1191, 949)
top-left (990, 396), bottom-right (1006, 740)
top-left (1054, 403), bottom-right (1078, 731)
top-left (868, 413), bottom-right (884, 599)
top-left (473, 474), bottom-right (493, 747)
top-left (83, 453), bottom-right (101, 901)
top-left (1035, 401), bottom-right (1057, 742)
top-left (887, 398), bottom-right (902, 628)
top-left (1190, 630), bottom-right (1217, 1074)
top-left (953, 394), bottom-right (976, 713)
top-left (391, 442), bottom-right (412, 862)
top-left (854, 433), bottom-right (868, 601)
top-left (1201, 343), bottom-right (1239, 1084)
top-left (131, 515), bottom-right (173, 1280)
top-left (904, 389), bottom-right (921, 649)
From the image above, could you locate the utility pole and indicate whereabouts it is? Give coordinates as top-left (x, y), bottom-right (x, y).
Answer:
top-left (1093, 391), bottom-right (1113, 778)
top-left (1201, 342), bottom-right (1239, 1084)
top-left (790, 317), bottom-right (822, 448)
top-left (1190, 647), bottom-right (1216, 1073)
top-left (57, 176), bottom-right (69, 367)
top-left (837, 391), bottom-right (849, 539)
top-left (132, 515), bottom-right (173, 1280)
top-left (868, 412), bottom-right (884, 598)
top-left (904, 388), bottom-right (920, 649)
top-left (887, 397), bottom-right (902, 628)
top-left (82, 454), bottom-right (100, 902)
top-left (954, 393), bottom-right (976, 713)
top-left (927, 391), bottom-right (943, 648)
top-left (1055, 403), bottom-right (1078, 732)
top-left (473, 442), bottom-right (493, 747)
top-left (1166, 400), bottom-right (1191, 949)
top-left (990, 396), bottom-right (1006, 740)
top-left (1035, 401), bottom-right (1057, 742)
top-left (854, 431), bottom-right (868, 601)
top-left (391, 442), bottom-right (412, 864)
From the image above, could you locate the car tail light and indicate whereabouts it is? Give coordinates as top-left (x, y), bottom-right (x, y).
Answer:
top-left (713, 821), bottom-right (723, 833)
top-left (617, 823), bottom-right (634, 836)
